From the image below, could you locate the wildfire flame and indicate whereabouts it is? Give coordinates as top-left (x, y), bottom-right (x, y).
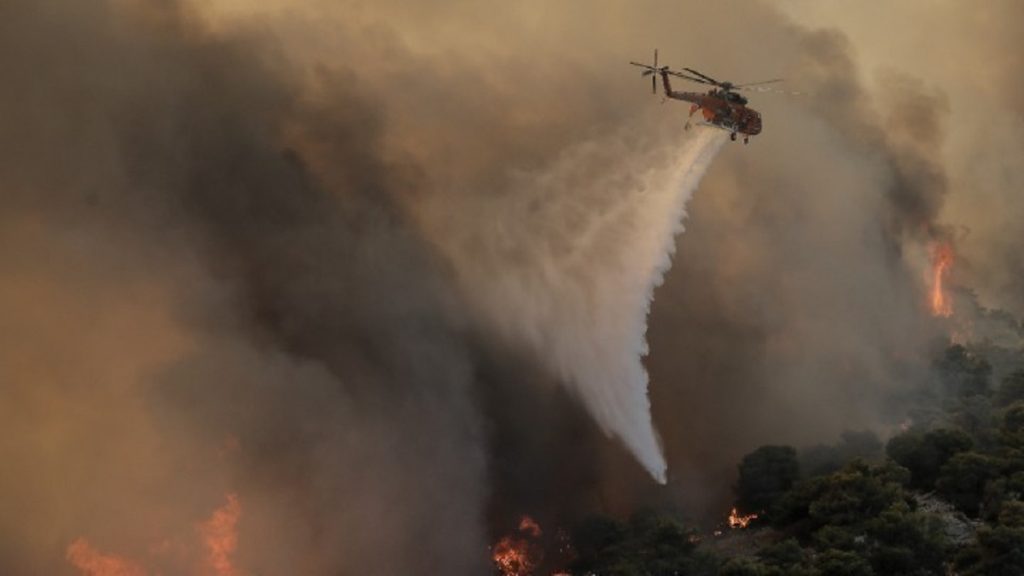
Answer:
top-left (199, 493), bottom-right (243, 576)
top-left (66, 539), bottom-right (147, 576)
top-left (518, 516), bottom-right (542, 538)
top-left (727, 507), bottom-right (757, 529)
top-left (492, 537), bottom-right (535, 576)
top-left (929, 242), bottom-right (954, 318)
top-left (66, 493), bottom-right (242, 576)
top-left (492, 515), bottom-right (543, 576)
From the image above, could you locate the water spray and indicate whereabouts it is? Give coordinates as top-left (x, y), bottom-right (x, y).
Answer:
top-left (430, 126), bottom-right (727, 483)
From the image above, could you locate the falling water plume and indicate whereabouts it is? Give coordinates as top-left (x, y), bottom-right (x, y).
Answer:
top-left (429, 127), bottom-right (727, 483)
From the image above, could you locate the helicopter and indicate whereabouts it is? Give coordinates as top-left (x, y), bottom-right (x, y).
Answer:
top-left (629, 50), bottom-right (784, 144)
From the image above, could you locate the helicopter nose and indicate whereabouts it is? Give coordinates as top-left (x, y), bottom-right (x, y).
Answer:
top-left (747, 111), bottom-right (762, 134)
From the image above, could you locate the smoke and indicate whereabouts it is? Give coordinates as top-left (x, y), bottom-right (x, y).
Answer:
top-left (638, 22), bottom-right (961, 520)
top-left (424, 126), bottom-right (726, 482)
top-left (3, 0), bottom-right (1024, 573)
top-left (0, 1), bottom-right (488, 574)
top-left (782, 1), bottom-right (1024, 318)
top-left (795, 29), bottom-right (952, 250)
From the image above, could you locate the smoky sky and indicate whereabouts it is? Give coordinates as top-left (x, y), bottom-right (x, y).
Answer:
top-left (1, 2), bottom-right (485, 574)
top-left (2, 1), bottom-right (1023, 574)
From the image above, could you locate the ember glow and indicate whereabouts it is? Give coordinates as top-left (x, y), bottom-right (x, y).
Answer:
top-left (727, 507), bottom-right (758, 529)
top-left (492, 516), bottom-right (543, 576)
top-left (492, 537), bottom-right (535, 576)
top-left (929, 242), bottom-right (955, 318)
top-left (66, 493), bottom-right (242, 576)
top-left (518, 516), bottom-right (542, 538)
top-left (199, 493), bottom-right (243, 576)
top-left (66, 539), bottom-right (147, 576)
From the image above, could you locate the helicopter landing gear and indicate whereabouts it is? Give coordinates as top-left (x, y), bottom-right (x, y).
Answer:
top-left (730, 132), bottom-right (737, 141)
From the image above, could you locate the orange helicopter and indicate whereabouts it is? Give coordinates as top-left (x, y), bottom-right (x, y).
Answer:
top-left (630, 50), bottom-right (784, 144)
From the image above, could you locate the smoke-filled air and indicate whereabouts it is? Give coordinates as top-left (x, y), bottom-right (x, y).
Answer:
top-left (3, 1), bottom-right (1024, 575)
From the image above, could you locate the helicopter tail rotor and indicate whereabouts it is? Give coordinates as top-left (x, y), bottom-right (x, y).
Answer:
top-left (629, 49), bottom-right (668, 94)
top-left (651, 49), bottom-right (656, 93)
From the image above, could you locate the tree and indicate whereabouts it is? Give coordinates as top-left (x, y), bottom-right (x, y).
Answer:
top-left (772, 462), bottom-right (947, 574)
top-left (773, 460), bottom-right (909, 539)
top-left (999, 501), bottom-right (1024, 528)
top-left (568, 511), bottom-right (717, 576)
top-left (996, 370), bottom-right (1024, 408)
top-left (719, 558), bottom-right (774, 576)
top-left (963, 525), bottom-right (1024, 576)
top-left (801, 430), bottom-right (883, 478)
top-left (757, 538), bottom-right (806, 570)
top-left (981, 473), bottom-right (1024, 522)
top-left (736, 446), bottom-right (800, 516)
top-left (806, 461), bottom-right (908, 527)
top-left (814, 549), bottom-right (873, 576)
top-left (1001, 401), bottom-right (1024, 448)
top-left (950, 394), bottom-right (995, 444)
top-left (886, 428), bottom-right (973, 490)
top-left (864, 503), bottom-right (947, 575)
top-left (936, 452), bottom-right (1004, 517)
top-left (570, 516), bottom-right (629, 574)
top-left (935, 344), bottom-right (992, 397)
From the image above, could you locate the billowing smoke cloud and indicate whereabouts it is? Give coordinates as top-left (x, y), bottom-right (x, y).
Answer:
top-left (0, 1), bottom-right (487, 574)
top-left (781, 1), bottom-right (1024, 317)
top-left (3, 0), bottom-right (1024, 573)
top-left (796, 28), bottom-right (952, 251)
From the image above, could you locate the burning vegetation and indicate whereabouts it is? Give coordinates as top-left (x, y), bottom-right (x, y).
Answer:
top-left (199, 493), bottom-right (243, 576)
top-left (929, 241), bottom-right (955, 318)
top-left (492, 516), bottom-right (544, 576)
top-left (66, 539), bottom-right (147, 576)
top-left (726, 508), bottom-right (758, 529)
top-left (66, 493), bottom-right (243, 576)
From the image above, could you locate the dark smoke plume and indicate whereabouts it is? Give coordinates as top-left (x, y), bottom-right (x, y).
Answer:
top-left (2, 1), bottom-right (1023, 574)
top-left (0, 2), bottom-right (486, 574)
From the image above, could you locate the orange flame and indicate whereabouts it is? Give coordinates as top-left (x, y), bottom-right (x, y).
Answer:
top-left (66, 538), bottom-right (147, 576)
top-left (727, 507), bottom-right (758, 529)
top-left (67, 493), bottom-right (243, 576)
top-left (199, 493), bottom-right (243, 576)
top-left (492, 515), bottom-right (542, 576)
top-left (492, 537), bottom-right (535, 576)
top-left (518, 516), bottom-right (542, 538)
top-left (929, 242), bottom-right (954, 318)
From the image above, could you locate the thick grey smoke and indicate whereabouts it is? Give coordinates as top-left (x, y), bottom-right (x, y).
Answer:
top-left (797, 29), bottom-right (952, 249)
top-left (3, 0), bottom-right (1024, 573)
top-left (0, 1), bottom-right (487, 574)
top-left (782, 1), bottom-right (1024, 318)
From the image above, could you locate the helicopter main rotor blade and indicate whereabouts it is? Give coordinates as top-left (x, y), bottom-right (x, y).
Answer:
top-left (631, 62), bottom-right (667, 75)
top-left (735, 78), bottom-right (784, 88)
top-left (665, 69), bottom-right (713, 85)
top-left (651, 74), bottom-right (656, 94)
top-left (682, 67), bottom-right (720, 85)
top-left (739, 86), bottom-right (808, 95)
